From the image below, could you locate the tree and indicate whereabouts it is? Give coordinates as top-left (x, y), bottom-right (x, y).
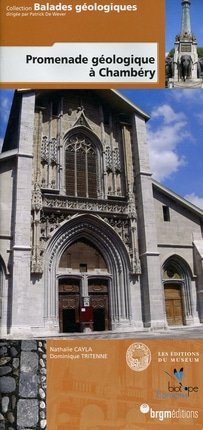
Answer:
top-left (197, 47), bottom-right (203, 58)
top-left (167, 49), bottom-right (175, 58)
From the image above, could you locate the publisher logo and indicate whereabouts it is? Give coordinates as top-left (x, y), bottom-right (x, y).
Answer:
top-left (155, 367), bottom-right (199, 400)
top-left (126, 342), bottom-right (151, 372)
top-left (140, 404), bottom-right (150, 414)
top-left (139, 404), bottom-right (199, 421)
top-left (164, 367), bottom-right (199, 397)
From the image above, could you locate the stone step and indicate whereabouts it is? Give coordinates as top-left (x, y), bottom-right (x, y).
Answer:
top-left (173, 79), bottom-right (203, 88)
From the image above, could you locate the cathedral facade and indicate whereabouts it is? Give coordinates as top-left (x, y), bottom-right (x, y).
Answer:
top-left (0, 89), bottom-right (203, 337)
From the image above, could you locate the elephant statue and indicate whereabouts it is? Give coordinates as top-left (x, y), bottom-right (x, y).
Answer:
top-left (197, 58), bottom-right (203, 78)
top-left (165, 56), bottom-right (173, 79)
top-left (180, 54), bottom-right (192, 81)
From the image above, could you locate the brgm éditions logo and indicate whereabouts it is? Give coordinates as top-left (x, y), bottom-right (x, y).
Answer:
top-left (155, 367), bottom-right (199, 399)
top-left (139, 403), bottom-right (198, 421)
top-left (126, 342), bottom-right (151, 372)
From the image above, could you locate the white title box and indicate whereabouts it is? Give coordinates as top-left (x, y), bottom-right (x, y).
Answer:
top-left (0, 42), bottom-right (158, 83)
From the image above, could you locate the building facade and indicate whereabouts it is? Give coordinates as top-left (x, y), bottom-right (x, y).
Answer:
top-left (0, 89), bottom-right (203, 337)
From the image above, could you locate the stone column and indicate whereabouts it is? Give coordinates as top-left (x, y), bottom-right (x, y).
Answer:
top-left (132, 114), bottom-right (166, 329)
top-left (193, 240), bottom-right (203, 323)
top-left (181, 0), bottom-right (191, 35)
top-left (10, 92), bottom-right (36, 336)
top-left (130, 278), bottom-right (144, 329)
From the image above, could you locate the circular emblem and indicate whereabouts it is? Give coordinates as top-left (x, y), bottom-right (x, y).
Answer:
top-left (140, 404), bottom-right (150, 414)
top-left (126, 342), bottom-right (151, 372)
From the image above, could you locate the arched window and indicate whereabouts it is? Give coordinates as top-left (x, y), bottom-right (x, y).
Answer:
top-left (65, 133), bottom-right (98, 198)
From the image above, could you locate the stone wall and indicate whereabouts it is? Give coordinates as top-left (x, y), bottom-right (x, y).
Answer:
top-left (0, 340), bottom-right (46, 430)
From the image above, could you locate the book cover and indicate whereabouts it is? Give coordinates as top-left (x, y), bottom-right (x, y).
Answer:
top-left (0, 1), bottom-right (203, 429)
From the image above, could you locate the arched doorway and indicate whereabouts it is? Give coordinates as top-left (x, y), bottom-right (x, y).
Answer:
top-left (163, 256), bottom-right (192, 326)
top-left (58, 239), bottom-right (111, 333)
top-left (44, 214), bottom-right (131, 334)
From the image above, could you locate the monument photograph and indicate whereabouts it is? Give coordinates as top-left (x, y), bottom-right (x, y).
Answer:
top-left (165, 0), bottom-right (203, 88)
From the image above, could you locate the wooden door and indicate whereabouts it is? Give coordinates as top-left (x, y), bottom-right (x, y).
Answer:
top-left (59, 280), bottom-right (80, 333)
top-left (91, 295), bottom-right (109, 331)
top-left (88, 279), bottom-right (109, 331)
top-left (164, 285), bottom-right (184, 326)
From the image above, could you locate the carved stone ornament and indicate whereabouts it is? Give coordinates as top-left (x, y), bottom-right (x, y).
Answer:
top-left (73, 111), bottom-right (92, 129)
top-left (65, 135), bottom-right (96, 156)
top-left (31, 245), bottom-right (44, 274)
top-left (32, 183), bottom-right (43, 211)
top-left (41, 136), bottom-right (58, 164)
top-left (41, 136), bottom-right (49, 163)
top-left (113, 148), bottom-right (121, 172)
top-left (42, 195), bottom-right (128, 214)
top-left (40, 212), bottom-right (72, 242)
top-left (31, 258), bottom-right (43, 274)
top-left (103, 217), bottom-right (130, 246)
top-left (105, 147), bottom-right (121, 172)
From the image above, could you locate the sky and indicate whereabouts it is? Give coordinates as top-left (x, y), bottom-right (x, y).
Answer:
top-left (121, 88), bottom-right (203, 209)
top-left (0, 1), bottom-right (203, 210)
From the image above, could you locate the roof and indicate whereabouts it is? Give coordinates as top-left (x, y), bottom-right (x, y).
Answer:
top-left (17, 88), bottom-right (150, 118)
top-left (98, 90), bottom-right (150, 120)
top-left (1, 89), bottom-right (150, 153)
top-left (194, 240), bottom-right (203, 259)
top-left (152, 179), bottom-right (203, 219)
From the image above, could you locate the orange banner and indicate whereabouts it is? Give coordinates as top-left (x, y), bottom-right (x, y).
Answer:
top-left (47, 339), bottom-right (203, 429)
top-left (0, 0), bottom-right (165, 88)
top-left (1, 0), bottom-right (164, 45)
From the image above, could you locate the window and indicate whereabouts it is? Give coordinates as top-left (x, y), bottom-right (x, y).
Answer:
top-left (80, 264), bottom-right (87, 273)
top-left (52, 100), bottom-right (59, 117)
top-left (103, 110), bottom-right (110, 126)
top-left (65, 133), bottom-right (97, 198)
top-left (163, 205), bottom-right (170, 222)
